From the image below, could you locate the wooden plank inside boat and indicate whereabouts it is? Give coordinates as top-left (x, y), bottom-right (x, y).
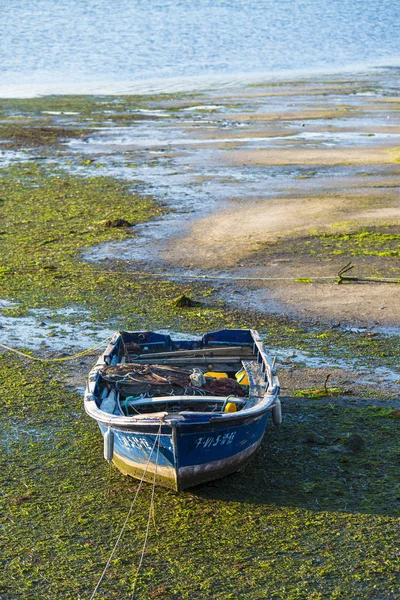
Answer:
top-left (126, 345), bottom-right (255, 359)
top-left (128, 357), bottom-right (245, 369)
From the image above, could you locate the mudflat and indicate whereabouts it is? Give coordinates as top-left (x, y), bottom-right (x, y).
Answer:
top-left (160, 77), bottom-right (400, 328)
top-left (1, 72), bottom-right (400, 600)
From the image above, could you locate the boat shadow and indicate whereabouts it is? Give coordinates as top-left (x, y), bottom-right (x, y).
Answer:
top-left (192, 398), bottom-right (400, 517)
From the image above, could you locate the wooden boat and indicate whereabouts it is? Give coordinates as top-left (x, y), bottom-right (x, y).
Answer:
top-left (84, 329), bottom-right (281, 491)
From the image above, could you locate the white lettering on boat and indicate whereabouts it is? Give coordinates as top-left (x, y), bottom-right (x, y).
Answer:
top-left (195, 431), bottom-right (236, 449)
top-left (115, 433), bottom-right (152, 452)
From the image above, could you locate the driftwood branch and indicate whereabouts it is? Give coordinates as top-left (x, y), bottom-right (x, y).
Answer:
top-left (337, 262), bottom-right (400, 284)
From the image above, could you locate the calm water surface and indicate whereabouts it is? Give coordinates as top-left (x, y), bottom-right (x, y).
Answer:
top-left (1, 0), bottom-right (399, 95)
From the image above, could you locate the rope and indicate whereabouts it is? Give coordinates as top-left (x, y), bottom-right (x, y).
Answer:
top-left (0, 336), bottom-right (112, 363)
top-left (10, 265), bottom-right (338, 282)
top-left (6, 264), bottom-right (399, 284)
top-left (89, 423), bottom-right (162, 600)
top-left (131, 427), bottom-right (161, 600)
top-left (95, 269), bottom-right (338, 282)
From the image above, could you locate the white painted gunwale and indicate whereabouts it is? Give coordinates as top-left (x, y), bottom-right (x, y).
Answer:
top-left (84, 391), bottom-right (278, 428)
top-left (84, 329), bottom-right (280, 428)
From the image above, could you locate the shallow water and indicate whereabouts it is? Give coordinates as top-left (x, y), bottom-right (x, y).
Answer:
top-left (66, 70), bottom-right (400, 268)
top-left (1, 0), bottom-right (400, 96)
top-left (0, 303), bottom-right (113, 351)
top-left (272, 345), bottom-right (400, 387)
top-left (0, 298), bottom-right (200, 352)
top-left (0, 149), bottom-right (31, 167)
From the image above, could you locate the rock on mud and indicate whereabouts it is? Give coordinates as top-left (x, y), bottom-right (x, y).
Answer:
top-left (171, 294), bottom-right (195, 308)
top-left (99, 218), bottom-right (133, 228)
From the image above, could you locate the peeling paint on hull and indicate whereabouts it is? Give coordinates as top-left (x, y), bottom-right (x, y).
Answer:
top-left (111, 434), bottom-right (265, 491)
top-left (99, 412), bottom-right (270, 491)
top-left (112, 452), bottom-right (178, 490)
top-left (177, 436), bottom-right (264, 491)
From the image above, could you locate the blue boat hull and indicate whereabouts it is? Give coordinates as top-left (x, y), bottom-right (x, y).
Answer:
top-left (99, 411), bottom-right (270, 491)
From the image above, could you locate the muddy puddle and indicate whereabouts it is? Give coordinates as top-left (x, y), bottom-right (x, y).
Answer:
top-left (0, 299), bottom-right (197, 354)
top-left (0, 302), bottom-right (113, 352)
top-left (0, 148), bottom-right (31, 167)
top-left (271, 345), bottom-right (400, 391)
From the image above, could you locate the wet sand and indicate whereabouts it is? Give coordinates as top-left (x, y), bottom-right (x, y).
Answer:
top-left (155, 77), bottom-right (400, 328)
top-left (63, 70), bottom-right (400, 330)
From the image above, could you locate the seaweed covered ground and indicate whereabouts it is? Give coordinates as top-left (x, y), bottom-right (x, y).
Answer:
top-left (2, 357), bottom-right (400, 599)
top-left (1, 75), bottom-right (399, 599)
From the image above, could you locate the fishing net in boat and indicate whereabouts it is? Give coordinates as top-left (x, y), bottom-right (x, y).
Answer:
top-left (203, 377), bottom-right (245, 397)
top-left (101, 363), bottom-right (245, 398)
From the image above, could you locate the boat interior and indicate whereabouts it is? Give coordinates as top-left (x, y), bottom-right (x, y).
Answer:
top-left (95, 330), bottom-right (272, 417)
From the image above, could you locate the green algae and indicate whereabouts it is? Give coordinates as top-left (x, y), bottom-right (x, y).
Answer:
top-left (294, 387), bottom-right (347, 399)
top-left (1, 356), bottom-right (400, 600)
top-left (1, 91), bottom-right (400, 600)
top-left (0, 92), bottom-right (202, 129)
top-left (321, 230), bottom-right (400, 258)
top-left (389, 147), bottom-right (400, 163)
top-left (0, 163), bottom-right (158, 311)
top-left (0, 162), bottom-right (223, 330)
top-left (297, 171), bottom-right (317, 179)
top-left (0, 122), bottom-right (91, 149)
top-left (365, 406), bottom-right (400, 419)
top-left (248, 226), bottom-right (400, 270)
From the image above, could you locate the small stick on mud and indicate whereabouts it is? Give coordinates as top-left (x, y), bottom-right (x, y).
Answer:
top-left (337, 262), bottom-right (354, 284)
top-left (337, 262), bottom-right (400, 284)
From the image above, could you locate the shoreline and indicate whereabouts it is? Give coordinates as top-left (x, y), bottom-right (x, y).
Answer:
top-left (71, 74), bottom-right (400, 330)
top-left (2, 73), bottom-right (399, 392)
top-left (1, 60), bottom-right (400, 99)
top-left (1, 72), bottom-right (399, 332)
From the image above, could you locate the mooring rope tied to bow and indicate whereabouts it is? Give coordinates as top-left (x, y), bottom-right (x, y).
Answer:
top-left (131, 427), bottom-right (161, 600)
top-left (89, 423), bottom-right (162, 600)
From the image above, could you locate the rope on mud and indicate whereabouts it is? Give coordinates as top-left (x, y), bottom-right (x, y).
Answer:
top-left (6, 264), bottom-right (399, 283)
top-left (0, 336), bottom-right (112, 363)
top-left (337, 262), bottom-right (400, 284)
top-left (94, 265), bottom-right (400, 283)
top-left (89, 423), bottom-right (162, 600)
top-left (3, 265), bottom-right (337, 281)
top-left (83, 268), bottom-right (338, 282)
